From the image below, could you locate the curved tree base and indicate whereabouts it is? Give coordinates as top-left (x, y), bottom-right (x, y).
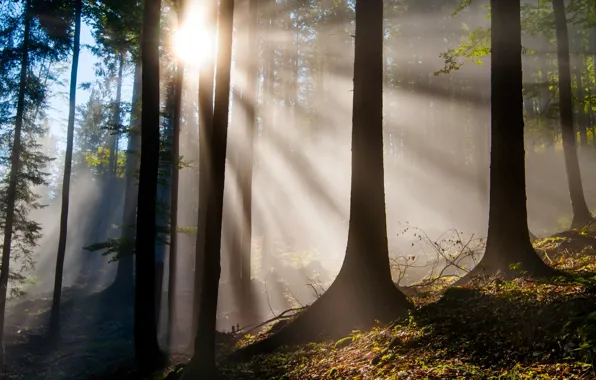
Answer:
top-left (453, 245), bottom-right (561, 287)
top-left (571, 215), bottom-right (594, 231)
top-left (227, 271), bottom-right (412, 362)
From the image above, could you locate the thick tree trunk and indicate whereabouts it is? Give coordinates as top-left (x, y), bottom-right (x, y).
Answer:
top-left (48, 0), bottom-right (82, 341)
top-left (112, 61), bottom-right (142, 293)
top-left (456, 0), bottom-right (555, 284)
top-left (167, 60), bottom-right (184, 350)
top-left (134, 0), bottom-right (164, 371)
top-left (183, 0), bottom-right (235, 376)
top-left (553, 0), bottom-right (592, 228)
top-left (0, 3), bottom-right (31, 371)
top-left (190, 0), bottom-right (216, 350)
top-left (229, 0), bottom-right (411, 361)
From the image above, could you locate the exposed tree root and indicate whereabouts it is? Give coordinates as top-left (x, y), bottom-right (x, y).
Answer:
top-left (239, 307), bottom-right (307, 337)
top-left (228, 273), bottom-right (412, 361)
top-left (453, 247), bottom-right (563, 287)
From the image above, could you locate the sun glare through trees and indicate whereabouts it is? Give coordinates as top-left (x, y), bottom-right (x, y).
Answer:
top-left (172, 4), bottom-right (214, 68)
top-left (2, 0), bottom-right (596, 378)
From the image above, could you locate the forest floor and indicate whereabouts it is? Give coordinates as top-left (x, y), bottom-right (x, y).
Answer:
top-left (183, 224), bottom-right (596, 380)
top-left (6, 224), bottom-right (596, 379)
top-left (1, 285), bottom-right (137, 380)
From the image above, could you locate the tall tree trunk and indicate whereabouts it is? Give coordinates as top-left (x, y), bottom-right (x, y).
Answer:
top-left (230, 0), bottom-right (412, 360)
top-left (112, 61), bottom-right (142, 293)
top-left (553, 0), bottom-right (592, 228)
top-left (456, 0), bottom-right (555, 284)
top-left (48, 0), bottom-right (82, 341)
top-left (167, 60), bottom-right (184, 349)
top-left (190, 0), bottom-right (216, 349)
top-left (183, 0), bottom-right (234, 375)
top-left (135, 0), bottom-right (164, 370)
top-left (0, 3), bottom-right (31, 371)
top-left (240, 0), bottom-right (258, 287)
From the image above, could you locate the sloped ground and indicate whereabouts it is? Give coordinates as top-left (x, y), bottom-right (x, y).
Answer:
top-left (207, 229), bottom-right (596, 379)
top-left (534, 220), bottom-right (596, 267)
top-left (9, 225), bottom-right (596, 380)
top-left (216, 277), bottom-right (596, 379)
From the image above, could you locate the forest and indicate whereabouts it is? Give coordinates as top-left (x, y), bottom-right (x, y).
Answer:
top-left (2, 0), bottom-right (596, 378)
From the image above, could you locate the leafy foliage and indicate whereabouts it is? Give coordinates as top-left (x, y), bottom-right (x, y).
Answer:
top-left (434, 26), bottom-right (490, 76)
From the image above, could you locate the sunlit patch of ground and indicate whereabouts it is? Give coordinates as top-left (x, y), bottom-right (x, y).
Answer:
top-left (207, 234), bottom-right (596, 380)
top-left (534, 221), bottom-right (596, 271)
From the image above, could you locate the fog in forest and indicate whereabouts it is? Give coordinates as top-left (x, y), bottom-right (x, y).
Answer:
top-left (2, 0), bottom-right (591, 352)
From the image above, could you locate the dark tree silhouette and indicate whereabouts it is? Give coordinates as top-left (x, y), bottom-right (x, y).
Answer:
top-left (230, 0), bottom-right (412, 359)
top-left (182, 0), bottom-right (235, 375)
top-left (0, 1), bottom-right (31, 371)
top-left (134, 0), bottom-right (164, 370)
top-left (48, 0), bottom-right (82, 341)
top-left (190, 0), bottom-right (216, 348)
top-left (456, 0), bottom-right (556, 284)
top-left (167, 4), bottom-right (185, 347)
top-left (552, 0), bottom-right (592, 229)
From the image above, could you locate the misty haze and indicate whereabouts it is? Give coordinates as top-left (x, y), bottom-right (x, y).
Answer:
top-left (1, 0), bottom-right (596, 378)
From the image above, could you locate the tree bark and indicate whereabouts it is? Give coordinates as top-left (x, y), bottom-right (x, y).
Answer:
top-left (456, 0), bottom-right (555, 284)
top-left (134, 0), bottom-right (164, 370)
top-left (229, 0), bottom-right (411, 360)
top-left (190, 0), bottom-right (216, 350)
top-left (48, 0), bottom-right (82, 341)
top-left (0, 2), bottom-right (31, 371)
top-left (183, 0), bottom-right (235, 376)
top-left (553, 0), bottom-right (592, 228)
